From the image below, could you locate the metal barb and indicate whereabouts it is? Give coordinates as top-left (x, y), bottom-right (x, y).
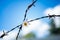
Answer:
top-left (0, 33), bottom-right (5, 38)
top-left (23, 0), bottom-right (37, 21)
top-left (0, 31), bottom-right (7, 38)
top-left (48, 14), bottom-right (52, 19)
top-left (28, 15), bottom-right (60, 22)
top-left (0, 24), bottom-right (21, 38)
top-left (52, 14), bottom-right (55, 18)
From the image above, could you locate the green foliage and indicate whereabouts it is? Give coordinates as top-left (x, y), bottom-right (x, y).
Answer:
top-left (49, 19), bottom-right (60, 35)
top-left (24, 32), bottom-right (35, 38)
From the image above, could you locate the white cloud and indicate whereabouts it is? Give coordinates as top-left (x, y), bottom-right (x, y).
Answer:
top-left (21, 20), bottom-right (41, 36)
top-left (44, 5), bottom-right (60, 15)
top-left (31, 20), bottom-right (50, 38)
top-left (21, 20), bottom-right (50, 38)
top-left (0, 20), bottom-right (50, 40)
top-left (44, 5), bottom-right (60, 28)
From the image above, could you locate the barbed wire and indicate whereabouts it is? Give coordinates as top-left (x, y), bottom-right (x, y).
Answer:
top-left (16, 25), bottom-right (22, 40)
top-left (16, 0), bottom-right (37, 40)
top-left (28, 15), bottom-right (60, 22)
top-left (0, 14), bottom-right (60, 39)
top-left (0, 0), bottom-right (60, 40)
top-left (0, 24), bottom-right (21, 38)
top-left (23, 0), bottom-right (37, 21)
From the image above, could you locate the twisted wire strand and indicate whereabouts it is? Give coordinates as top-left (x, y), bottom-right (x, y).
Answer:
top-left (28, 15), bottom-right (60, 22)
top-left (0, 24), bottom-right (21, 38)
top-left (6, 24), bottom-right (21, 33)
top-left (0, 15), bottom-right (60, 38)
top-left (23, 0), bottom-right (37, 21)
top-left (16, 25), bottom-right (22, 40)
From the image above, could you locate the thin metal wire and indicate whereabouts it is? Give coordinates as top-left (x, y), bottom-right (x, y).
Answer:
top-left (28, 15), bottom-right (60, 22)
top-left (6, 24), bottom-right (21, 33)
top-left (16, 25), bottom-right (22, 40)
top-left (0, 33), bottom-right (6, 38)
top-left (0, 24), bottom-right (21, 38)
top-left (0, 15), bottom-right (60, 38)
top-left (23, 0), bottom-right (37, 21)
top-left (1, 14), bottom-right (60, 38)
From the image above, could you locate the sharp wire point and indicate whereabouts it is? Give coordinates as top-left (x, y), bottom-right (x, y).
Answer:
top-left (0, 31), bottom-right (7, 38)
top-left (28, 15), bottom-right (60, 22)
top-left (48, 14), bottom-right (52, 19)
top-left (3, 30), bottom-right (5, 34)
top-left (23, 0), bottom-right (37, 21)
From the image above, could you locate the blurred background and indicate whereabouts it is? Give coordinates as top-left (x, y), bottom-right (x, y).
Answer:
top-left (0, 0), bottom-right (60, 40)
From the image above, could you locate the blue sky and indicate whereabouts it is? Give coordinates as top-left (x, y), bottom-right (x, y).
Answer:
top-left (0, 0), bottom-right (60, 37)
